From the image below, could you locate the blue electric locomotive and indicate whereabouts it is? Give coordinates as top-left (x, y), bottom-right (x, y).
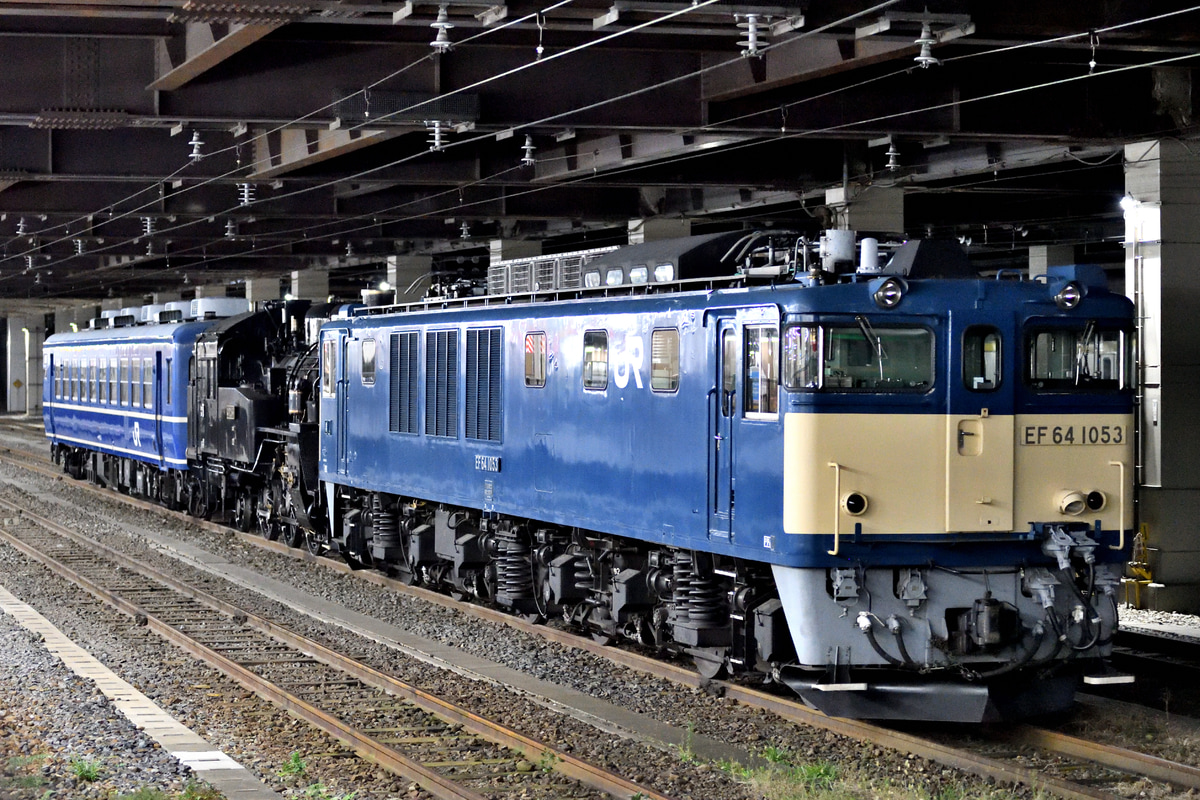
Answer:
top-left (316, 231), bottom-right (1134, 721)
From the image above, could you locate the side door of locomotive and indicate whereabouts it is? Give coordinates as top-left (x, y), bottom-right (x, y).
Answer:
top-left (708, 305), bottom-right (781, 542)
top-left (319, 329), bottom-right (351, 476)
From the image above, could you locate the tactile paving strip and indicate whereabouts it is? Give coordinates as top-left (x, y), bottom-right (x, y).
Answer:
top-left (0, 584), bottom-right (281, 799)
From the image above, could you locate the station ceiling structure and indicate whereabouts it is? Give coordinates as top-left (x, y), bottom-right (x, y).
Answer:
top-left (0, 0), bottom-right (1196, 307)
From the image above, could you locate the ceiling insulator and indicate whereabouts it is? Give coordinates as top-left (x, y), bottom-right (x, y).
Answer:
top-left (521, 135), bottom-right (536, 167)
top-left (914, 22), bottom-right (939, 68)
top-left (146, 240), bottom-right (155, 256)
top-left (737, 14), bottom-right (767, 58)
top-left (886, 143), bottom-right (901, 171)
top-left (238, 182), bottom-right (256, 206)
top-left (34, 271), bottom-right (41, 285)
top-left (15, 217), bottom-right (26, 236)
top-left (73, 238), bottom-right (85, 255)
top-left (142, 216), bottom-right (155, 236)
top-left (225, 219), bottom-right (237, 238)
top-left (345, 241), bottom-right (354, 257)
top-left (23, 255), bottom-right (33, 273)
top-left (430, 5), bottom-right (453, 53)
top-left (182, 273), bottom-right (190, 285)
top-left (427, 120), bottom-right (445, 152)
top-left (189, 130), bottom-right (204, 162)
top-left (460, 220), bottom-right (470, 239)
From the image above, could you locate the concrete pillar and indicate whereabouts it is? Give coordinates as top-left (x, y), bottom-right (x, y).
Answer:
top-left (1028, 244), bottom-right (1075, 278)
top-left (23, 322), bottom-right (43, 416)
top-left (1123, 138), bottom-right (1200, 610)
top-left (488, 239), bottom-right (541, 266)
top-left (824, 186), bottom-right (904, 234)
top-left (6, 317), bottom-right (27, 414)
top-left (245, 278), bottom-right (281, 303)
top-left (291, 269), bottom-right (329, 301)
top-left (387, 255), bottom-right (433, 303)
top-left (628, 218), bottom-right (690, 244)
top-left (55, 305), bottom-right (96, 334)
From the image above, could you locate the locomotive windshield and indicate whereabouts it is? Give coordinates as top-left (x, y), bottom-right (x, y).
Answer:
top-left (783, 324), bottom-right (934, 392)
top-left (1026, 323), bottom-right (1132, 391)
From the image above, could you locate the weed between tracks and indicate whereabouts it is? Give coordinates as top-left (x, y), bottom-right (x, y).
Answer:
top-left (717, 745), bottom-right (1032, 800)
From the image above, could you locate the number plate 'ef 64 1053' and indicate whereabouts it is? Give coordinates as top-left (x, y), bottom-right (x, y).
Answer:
top-left (1020, 424), bottom-right (1125, 446)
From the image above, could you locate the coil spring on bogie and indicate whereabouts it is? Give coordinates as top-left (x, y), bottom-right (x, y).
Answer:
top-left (673, 551), bottom-right (724, 626)
top-left (495, 526), bottom-right (534, 601)
top-left (673, 552), bottom-right (694, 623)
top-left (372, 494), bottom-right (401, 547)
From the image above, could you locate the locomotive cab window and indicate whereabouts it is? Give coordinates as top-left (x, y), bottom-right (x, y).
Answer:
top-left (963, 327), bottom-right (1002, 391)
top-left (650, 328), bottom-right (679, 392)
top-left (525, 332), bottom-right (546, 387)
top-left (743, 326), bottom-right (779, 417)
top-left (1027, 322), bottom-right (1131, 391)
top-left (361, 338), bottom-right (377, 386)
top-left (583, 330), bottom-right (608, 389)
top-left (783, 323), bottom-right (934, 392)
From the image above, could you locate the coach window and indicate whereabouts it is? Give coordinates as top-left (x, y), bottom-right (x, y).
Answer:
top-left (963, 327), bottom-right (1002, 391)
top-left (120, 358), bottom-right (129, 405)
top-left (88, 358), bottom-right (97, 402)
top-left (109, 358), bottom-right (117, 404)
top-left (525, 332), bottom-right (546, 387)
top-left (583, 330), bottom-right (608, 389)
top-left (133, 360), bottom-right (143, 407)
top-left (361, 338), bottom-right (377, 386)
top-left (98, 360), bottom-right (107, 404)
top-left (143, 357), bottom-right (153, 408)
top-left (68, 361), bottom-right (76, 401)
top-left (743, 326), bottom-right (779, 416)
top-left (651, 329), bottom-right (679, 392)
top-left (165, 359), bottom-right (172, 404)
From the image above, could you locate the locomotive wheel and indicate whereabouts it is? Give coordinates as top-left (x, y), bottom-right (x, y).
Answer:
top-left (256, 485), bottom-right (279, 541)
top-left (233, 490), bottom-right (254, 532)
top-left (283, 522), bottom-right (304, 549)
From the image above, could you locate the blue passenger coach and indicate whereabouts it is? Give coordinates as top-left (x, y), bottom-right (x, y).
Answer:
top-left (315, 233), bottom-right (1135, 721)
top-left (44, 318), bottom-right (211, 495)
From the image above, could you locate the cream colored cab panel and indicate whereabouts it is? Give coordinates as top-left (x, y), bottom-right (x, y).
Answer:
top-left (945, 413), bottom-right (1014, 532)
top-left (783, 412), bottom-right (947, 536)
top-left (1012, 413), bottom-right (1134, 532)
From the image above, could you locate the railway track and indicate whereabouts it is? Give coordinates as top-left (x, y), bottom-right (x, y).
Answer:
top-left (0, 495), bottom-right (675, 800)
top-left (1, 429), bottom-right (1200, 799)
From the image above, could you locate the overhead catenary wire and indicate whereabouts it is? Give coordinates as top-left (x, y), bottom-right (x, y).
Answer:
top-left (13, 5), bottom-right (1200, 295)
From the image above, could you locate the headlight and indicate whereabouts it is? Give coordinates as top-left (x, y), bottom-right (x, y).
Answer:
top-left (1057, 490), bottom-right (1087, 515)
top-left (873, 277), bottom-right (905, 309)
top-left (1054, 282), bottom-right (1084, 310)
top-left (842, 492), bottom-right (869, 516)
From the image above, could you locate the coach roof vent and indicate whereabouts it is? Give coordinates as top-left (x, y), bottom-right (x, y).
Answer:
top-left (140, 304), bottom-right (165, 324)
top-left (112, 314), bottom-right (137, 328)
top-left (190, 297), bottom-right (252, 320)
top-left (90, 317), bottom-right (110, 329)
top-left (158, 309), bottom-right (184, 323)
top-left (164, 300), bottom-right (194, 321)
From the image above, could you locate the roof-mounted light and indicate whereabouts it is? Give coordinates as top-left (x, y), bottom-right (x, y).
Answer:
top-left (872, 276), bottom-right (907, 309)
top-left (1054, 281), bottom-right (1084, 310)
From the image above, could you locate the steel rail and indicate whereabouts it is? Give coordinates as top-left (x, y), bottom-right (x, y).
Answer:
top-left (0, 497), bottom-right (679, 800)
top-left (1, 445), bottom-right (1194, 799)
top-left (0, 521), bottom-right (489, 800)
top-left (1006, 725), bottom-right (1200, 791)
